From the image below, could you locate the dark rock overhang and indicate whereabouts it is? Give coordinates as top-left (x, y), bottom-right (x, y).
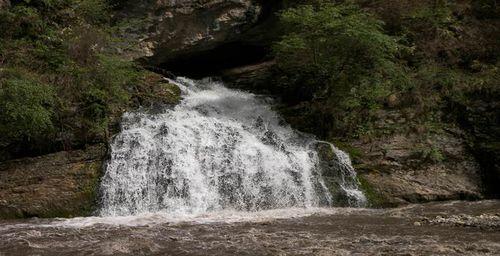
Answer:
top-left (129, 0), bottom-right (285, 78)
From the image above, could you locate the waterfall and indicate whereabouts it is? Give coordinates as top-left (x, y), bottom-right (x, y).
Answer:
top-left (99, 77), bottom-right (365, 216)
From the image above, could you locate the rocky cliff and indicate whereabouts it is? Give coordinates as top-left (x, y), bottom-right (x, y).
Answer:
top-left (353, 131), bottom-right (484, 206)
top-left (115, 0), bottom-right (265, 63)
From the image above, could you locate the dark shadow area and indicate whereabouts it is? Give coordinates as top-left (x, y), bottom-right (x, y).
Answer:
top-left (449, 93), bottom-right (500, 199)
top-left (157, 42), bottom-right (272, 79)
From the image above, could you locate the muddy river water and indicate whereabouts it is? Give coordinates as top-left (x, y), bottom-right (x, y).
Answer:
top-left (1, 200), bottom-right (499, 255)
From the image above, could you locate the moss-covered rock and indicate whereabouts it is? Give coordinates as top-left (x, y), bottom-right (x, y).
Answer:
top-left (356, 174), bottom-right (391, 208)
top-left (133, 72), bottom-right (181, 107)
top-left (0, 145), bottom-right (106, 219)
top-left (352, 130), bottom-right (484, 207)
top-left (314, 142), bottom-right (366, 206)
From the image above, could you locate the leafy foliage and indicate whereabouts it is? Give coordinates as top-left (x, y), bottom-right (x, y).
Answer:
top-left (0, 74), bottom-right (55, 146)
top-left (273, 3), bottom-right (409, 137)
top-left (0, 0), bottom-right (149, 159)
top-left (273, 0), bottom-right (499, 141)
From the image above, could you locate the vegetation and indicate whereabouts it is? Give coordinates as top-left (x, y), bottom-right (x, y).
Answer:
top-left (273, 0), bottom-right (499, 197)
top-left (273, 3), bottom-right (410, 138)
top-left (273, 0), bottom-right (499, 141)
top-left (0, 74), bottom-right (55, 147)
top-left (0, 0), bottom-right (174, 160)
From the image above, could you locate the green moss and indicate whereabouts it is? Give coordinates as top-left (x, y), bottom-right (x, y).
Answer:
top-left (411, 143), bottom-right (446, 164)
top-left (132, 72), bottom-right (182, 107)
top-left (357, 175), bottom-right (387, 208)
top-left (161, 82), bottom-right (182, 104)
top-left (330, 139), bottom-right (365, 163)
top-left (140, 81), bottom-right (181, 105)
top-left (31, 158), bottom-right (104, 219)
top-left (78, 160), bottom-right (104, 216)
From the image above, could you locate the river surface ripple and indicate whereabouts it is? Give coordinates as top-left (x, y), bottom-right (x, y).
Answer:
top-left (1, 200), bottom-right (499, 256)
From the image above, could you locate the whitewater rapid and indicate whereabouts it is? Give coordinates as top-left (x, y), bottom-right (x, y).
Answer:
top-left (99, 77), bottom-right (365, 217)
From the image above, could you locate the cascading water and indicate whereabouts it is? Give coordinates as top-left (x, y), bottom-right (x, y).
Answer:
top-left (99, 77), bottom-right (365, 217)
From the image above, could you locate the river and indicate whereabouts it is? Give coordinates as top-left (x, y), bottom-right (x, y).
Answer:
top-left (1, 200), bottom-right (499, 255)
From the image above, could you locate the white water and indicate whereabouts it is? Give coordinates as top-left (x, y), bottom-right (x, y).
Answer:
top-left (99, 77), bottom-right (365, 217)
top-left (51, 208), bottom-right (365, 228)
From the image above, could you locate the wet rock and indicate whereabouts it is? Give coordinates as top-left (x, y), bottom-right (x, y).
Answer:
top-left (221, 60), bottom-right (275, 92)
top-left (353, 131), bottom-right (483, 207)
top-left (0, 145), bottom-right (106, 219)
top-left (314, 142), bottom-right (366, 207)
top-left (133, 72), bottom-right (181, 108)
top-left (454, 94), bottom-right (500, 197)
top-left (115, 0), bottom-right (263, 64)
top-left (422, 213), bottom-right (500, 230)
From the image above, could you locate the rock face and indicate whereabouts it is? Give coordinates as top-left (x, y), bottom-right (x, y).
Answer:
top-left (314, 142), bottom-right (367, 207)
top-left (116, 0), bottom-right (263, 65)
top-left (353, 131), bottom-right (484, 207)
top-left (0, 145), bottom-right (106, 218)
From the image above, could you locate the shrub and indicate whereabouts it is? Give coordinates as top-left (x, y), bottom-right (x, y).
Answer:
top-left (0, 75), bottom-right (55, 146)
top-left (76, 0), bottom-right (110, 25)
top-left (0, 5), bottom-right (47, 39)
top-left (418, 145), bottom-right (445, 163)
top-left (79, 55), bottom-right (140, 125)
top-left (66, 25), bottom-right (107, 65)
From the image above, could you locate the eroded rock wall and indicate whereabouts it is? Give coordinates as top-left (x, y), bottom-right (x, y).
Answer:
top-left (354, 132), bottom-right (484, 206)
top-left (0, 145), bottom-right (106, 218)
top-left (116, 0), bottom-right (264, 64)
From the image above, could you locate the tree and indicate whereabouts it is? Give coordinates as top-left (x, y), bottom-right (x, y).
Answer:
top-left (273, 3), bottom-right (409, 137)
